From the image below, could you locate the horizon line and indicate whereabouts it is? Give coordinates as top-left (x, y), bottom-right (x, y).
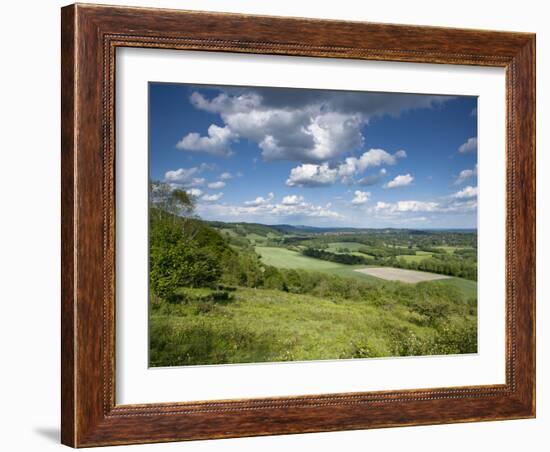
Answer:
top-left (204, 219), bottom-right (477, 231)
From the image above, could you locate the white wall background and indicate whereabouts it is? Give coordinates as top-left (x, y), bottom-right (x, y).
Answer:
top-left (0, 1), bottom-right (546, 450)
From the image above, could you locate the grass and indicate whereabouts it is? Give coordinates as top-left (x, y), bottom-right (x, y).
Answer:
top-left (435, 277), bottom-right (478, 299)
top-left (324, 265), bottom-right (382, 282)
top-left (326, 242), bottom-right (367, 252)
top-left (220, 229), bottom-right (239, 238)
top-left (150, 286), bottom-right (477, 366)
top-left (256, 246), bottom-right (380, 282)
top-left (244, 232), bottom-right (266, 243)
top-left (434, 245), bottom-right (475, 254)
top-left (435, 245), bottom-right (458, 253)
top-left (256, 246), bottom-right (344, 270)
top-left (326, 242), bottom-right (368, 257)
top-left (397, 253), bottom-right (433, 263)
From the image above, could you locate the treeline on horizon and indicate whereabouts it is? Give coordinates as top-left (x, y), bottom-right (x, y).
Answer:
top-left (301, 246), bottom-right (477, 281)
top-left (207, 220), bottom-right (477, 235)
top-left (295, 230), bottom-right (477, 250)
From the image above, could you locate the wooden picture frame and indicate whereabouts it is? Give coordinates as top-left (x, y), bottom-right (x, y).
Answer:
top-left (61, 3), bottom-right (535, 447)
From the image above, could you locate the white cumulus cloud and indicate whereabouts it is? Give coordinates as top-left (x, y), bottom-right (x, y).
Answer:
top-left (176, 124), bottom-right (235, 157)
top-left (395, 150), bottom-right (407, 158)
top-left (188, 188), bottom-right (203, 197)
top-left (219, 172), bottom-right (233, 180)
top-left (373, 194), bottom-right (477, 219)
top-left (458, 137), bottom-right (477, 154)
top-left (452, 185), bottom-right (478, 199)
top-left (385, 173), bottom-right (414, 188)
top-left (244, 192), bottom-right (275, 207)
top-left (455, 164), bottom-right (478, 185)
top-left (351, 190), bottom-right (371, 205)
top-left (375, 200), bottom-right (439, 213)
top-left (208, 181), bottom-right (226, 189)
top-left (164, 167), bottom-right (206, 188)
top-left (201, 192), bottom-right (224, 202)
top-left (282, 195), bottom-right (304, 206)
top-left (286, 163), bottom-right (339, 187)
top-left (181, 89), bottom-right (450, 163)
top-left (286, 149), bottom-right (405, 188)
top-left (197, 195), bottom-right (343, 222)
top-left (337, 148), bottom-right (405, 183)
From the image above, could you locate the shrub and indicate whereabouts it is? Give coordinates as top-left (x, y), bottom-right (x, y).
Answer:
top-left (175, 288), bottom-right (235, 305)
top-left (150, 239), bottom-right (221, 300)
top-left (346, 339), bottom-right (384, 359)
top-left (390, 321), bottom-right (477, 356)
top-left (149, 214), bottom-right (223, 300)
top-left (149, 318), bottom-right (279, 366)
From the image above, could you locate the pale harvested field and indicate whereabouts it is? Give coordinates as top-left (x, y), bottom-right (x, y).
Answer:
top-left (354, 267), bottom-right (451, 283)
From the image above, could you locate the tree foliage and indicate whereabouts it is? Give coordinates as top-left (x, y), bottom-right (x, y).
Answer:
top-left (149, 184), bottom-right (224, 300)
top-left (302, 247), bottom-right (372, 265)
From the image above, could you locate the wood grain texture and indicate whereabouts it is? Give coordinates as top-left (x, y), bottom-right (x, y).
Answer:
top-left (60, 3), bottom-right (536, 447)
top-left (60, 5), bottom-right (76, 446)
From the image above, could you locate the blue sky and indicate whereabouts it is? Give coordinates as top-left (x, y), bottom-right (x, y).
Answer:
top-left (149, 83), bottom-right (478, 229)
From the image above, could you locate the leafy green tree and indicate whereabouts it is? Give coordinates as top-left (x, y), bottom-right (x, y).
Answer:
top-left (149, 183), bottom-right (223, 300)
top-left (150, 237), bottom-right (221, 300)
top-left (150, 181), bottom-right (195, 218)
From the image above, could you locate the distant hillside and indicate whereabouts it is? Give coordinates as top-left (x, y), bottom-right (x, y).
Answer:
top-left (207, 220), bottom-right (284, 237)
top-left (205, 220), bottom-right (475, 236)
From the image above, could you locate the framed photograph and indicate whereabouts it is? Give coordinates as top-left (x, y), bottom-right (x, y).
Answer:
top-left (61, 3), bottom-right (536, 447)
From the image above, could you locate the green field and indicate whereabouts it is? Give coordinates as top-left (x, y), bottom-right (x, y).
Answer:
top-left (244, 232), bottom-right (266, 243)
top-left (397, 253), bottom-right (433, 263)
top-left (435, 245), bottom-right (475, 254)
top-left (326, 242), bottom-right (367, 252)
top-left (221, 229), bottom-right (239, 238)
top-left (256, 246), bottom-right (381, 282)
top-left (256, 246), bottom-right (344, 270)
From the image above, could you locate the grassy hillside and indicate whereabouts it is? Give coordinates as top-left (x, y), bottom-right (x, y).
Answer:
top-left (435, 277), bottom-right (478, 299)
top-left (150, 285), bottom-right (477, 366)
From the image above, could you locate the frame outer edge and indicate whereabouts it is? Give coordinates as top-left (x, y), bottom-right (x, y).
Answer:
top-left (515, 35), bottom-right (536, 416)
top-left (531, 35), bottom-right (536, 417)
top-left (61, 3), bottom-right (77, 448)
